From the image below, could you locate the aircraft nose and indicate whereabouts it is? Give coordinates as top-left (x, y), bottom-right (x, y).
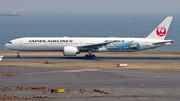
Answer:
top-left (5, 43), bottom-right (9, 48)
top-left (5, 42), bottom-right (12, 49)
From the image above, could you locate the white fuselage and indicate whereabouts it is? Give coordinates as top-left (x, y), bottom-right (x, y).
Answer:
top-left (5, 37), bottom-right (170, 52)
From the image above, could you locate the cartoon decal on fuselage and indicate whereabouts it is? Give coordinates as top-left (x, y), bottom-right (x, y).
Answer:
top-left (106, 40), bottom-right (140, 51)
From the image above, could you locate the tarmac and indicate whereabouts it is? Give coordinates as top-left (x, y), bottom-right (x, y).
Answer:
top-left (1, 55), bottom-right (180, 62)
top-left (0, 66), bottom-right (180, 101)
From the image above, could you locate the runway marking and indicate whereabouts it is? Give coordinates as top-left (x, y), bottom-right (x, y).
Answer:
top-left (0, 56), bottom-right (3, 61)
top-left (61, 69), bottom-right (98, 73)
top-left (23, 69), bottom-right (98, 75)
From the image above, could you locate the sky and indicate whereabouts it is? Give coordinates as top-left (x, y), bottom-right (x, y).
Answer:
top-left (0, 0), bottom-right (180, 13)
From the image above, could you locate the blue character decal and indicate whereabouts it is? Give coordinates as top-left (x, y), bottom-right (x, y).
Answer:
top-left (106, 41), bottom-right (140, 51)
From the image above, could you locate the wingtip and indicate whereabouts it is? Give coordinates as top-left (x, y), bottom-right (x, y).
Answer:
top-left (167, 16), bottom-right (173, 19)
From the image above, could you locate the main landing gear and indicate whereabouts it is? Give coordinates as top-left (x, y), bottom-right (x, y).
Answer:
top-left (17, 51), bottom-right (20, 58)
top-left (85, 50), bottom-right (96, 59)
top-left (85, 54), bottom-right (96, 59)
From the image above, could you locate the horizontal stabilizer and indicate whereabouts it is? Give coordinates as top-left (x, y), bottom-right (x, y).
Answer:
top-left (152, 40), bottom-right (172, 45)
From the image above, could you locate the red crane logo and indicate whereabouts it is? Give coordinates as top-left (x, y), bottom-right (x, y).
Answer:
top-left (156, 26), bottom-right (166, 37)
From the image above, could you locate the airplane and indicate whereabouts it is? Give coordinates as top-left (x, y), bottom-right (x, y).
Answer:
top-left (5, 16), bottom-right (173, 59)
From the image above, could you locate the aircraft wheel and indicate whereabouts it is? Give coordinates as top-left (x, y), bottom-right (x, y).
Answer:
top-left (92, 54), bottom-right (96, 58)
top-left (85, 54), bottom-right (89, 58)
top-left (88, 55), bottom-right (92, 59)
top-left (17, 55), bottom-right (20, 58)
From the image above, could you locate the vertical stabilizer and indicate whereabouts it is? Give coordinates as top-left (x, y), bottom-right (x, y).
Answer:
top-left (146, 16), bottom-right (173, 40)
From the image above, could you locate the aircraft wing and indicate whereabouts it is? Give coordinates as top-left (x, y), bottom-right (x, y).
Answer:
top-left (152, 40), bottom-right (173, 45)
top-left (78, 41), bottom-right (114, 49)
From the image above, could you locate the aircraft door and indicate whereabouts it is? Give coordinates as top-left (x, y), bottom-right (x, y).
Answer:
top-left (18, 40), bottom-right (23, 47)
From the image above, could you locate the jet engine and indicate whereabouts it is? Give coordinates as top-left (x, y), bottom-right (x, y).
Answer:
top-left (63, 46), bottom-right (79, 56)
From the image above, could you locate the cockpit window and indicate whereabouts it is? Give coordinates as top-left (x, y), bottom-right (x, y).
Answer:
top-left (7, 42), bottom-right (12, 44)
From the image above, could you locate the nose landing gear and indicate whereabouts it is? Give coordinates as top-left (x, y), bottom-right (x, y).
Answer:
top-left (17, 51), bottom-right (20, 58)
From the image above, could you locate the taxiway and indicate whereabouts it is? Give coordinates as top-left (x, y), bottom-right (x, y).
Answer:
top-left (0, 66), bottom-right (180, 101)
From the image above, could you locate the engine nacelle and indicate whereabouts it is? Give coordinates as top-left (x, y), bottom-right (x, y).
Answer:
top-left (63, 46), bottom-right (79, 56)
